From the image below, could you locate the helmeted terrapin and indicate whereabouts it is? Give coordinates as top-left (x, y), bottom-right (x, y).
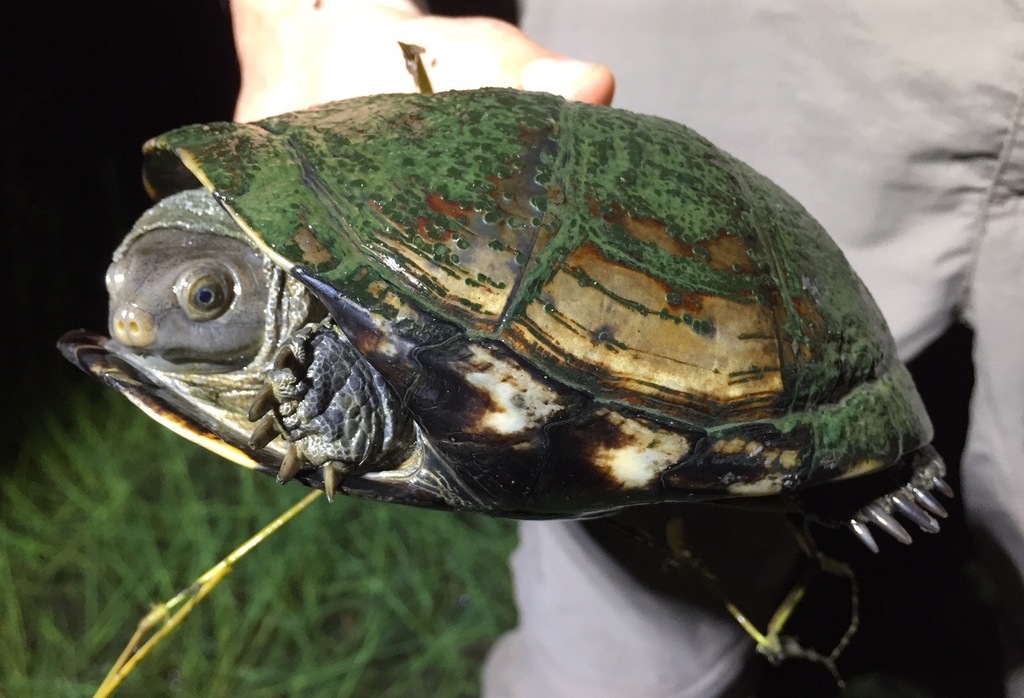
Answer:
top-left (60, 88), bottom-right (952, 556)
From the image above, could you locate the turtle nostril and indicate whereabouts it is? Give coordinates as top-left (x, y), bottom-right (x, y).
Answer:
top-left (111, 307), bottom-right (157, 347)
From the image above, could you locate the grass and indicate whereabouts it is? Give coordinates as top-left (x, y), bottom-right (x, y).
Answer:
top-left (1, 383), bottom-right (517, 697)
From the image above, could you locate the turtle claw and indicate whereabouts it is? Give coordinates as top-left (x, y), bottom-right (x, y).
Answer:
top-left (247, 383), bottom-right (275, 422)
top-left (249, 413), bottom-right (280, 450)
top-left (848, 450), bottom-right (954, 550)
top-left (277, 445), bottom-right (304, 484)
top-left (861, 503), bottom-right (912, 545)
top-left (246, 357), bottom-right (316, 485)
top-left (933, 475), bottom-right (954, 499)
top-left (891, 491), bottom-right (940, 534)
top-left (912, 487), bottom-right (948, 519)
top-left (323, 464), bottom-right (339, 502)
top-left (273, 343), bottom-right (303, 372)
top-left (848, 519), bottom-right (880, 553)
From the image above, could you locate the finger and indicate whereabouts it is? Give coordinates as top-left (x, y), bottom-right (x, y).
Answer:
top-left (520, 58), bottom-right (616, 106)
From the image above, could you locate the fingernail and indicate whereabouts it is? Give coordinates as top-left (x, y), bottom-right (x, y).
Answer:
top-left (521, 58), bottom-right (596, 99)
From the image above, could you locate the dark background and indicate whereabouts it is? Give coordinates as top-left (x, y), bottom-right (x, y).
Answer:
top-left (4, 2), bottom-right (239, 444)
top-left (3, 2), bottom-right (1004, 696)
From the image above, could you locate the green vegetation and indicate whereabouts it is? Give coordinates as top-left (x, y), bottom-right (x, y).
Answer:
top-left (2, 384), bottom-right (517, 697)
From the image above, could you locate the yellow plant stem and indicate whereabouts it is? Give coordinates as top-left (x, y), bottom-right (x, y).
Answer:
top-left (666, 516), bottom-right (858, 685)
top-left (94, 489), bottom-right (324, 698)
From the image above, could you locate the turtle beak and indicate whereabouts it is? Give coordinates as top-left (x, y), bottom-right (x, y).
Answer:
top-left (57, 329), bottom-right (285, 478)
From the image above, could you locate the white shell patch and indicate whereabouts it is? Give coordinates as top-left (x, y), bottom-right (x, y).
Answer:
top-left (714, 438), bottom-right (801, 495)
top-left (462, 345), bottom-right (565, 435)
top-left (591, 410), bottom-right (691, 489)
top-left (726, 476), bottom-right (785, 496)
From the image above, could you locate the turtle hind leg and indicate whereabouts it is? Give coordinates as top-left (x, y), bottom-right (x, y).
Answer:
top-left (845, 445), bottom-right (952, 552)
top-left (793, 445), bottom-right (953, 551)
top-left (245, 318), bottom-right (414, 500)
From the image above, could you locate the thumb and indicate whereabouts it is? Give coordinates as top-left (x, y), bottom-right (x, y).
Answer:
top-left (520, 57), bottom-right (615, 105)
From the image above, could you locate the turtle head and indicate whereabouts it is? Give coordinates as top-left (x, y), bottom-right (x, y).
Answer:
top-left (105, 189), bottom-right (273, 371)
top-left (58, 187), bottom-right (319, 477)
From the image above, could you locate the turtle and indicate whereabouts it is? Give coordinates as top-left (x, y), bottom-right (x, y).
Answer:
top-left (59, 88), bottom-right (952, 561)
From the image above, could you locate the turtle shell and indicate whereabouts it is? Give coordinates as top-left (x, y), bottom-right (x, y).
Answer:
top-left (139, 88), bottom-right (931, 514)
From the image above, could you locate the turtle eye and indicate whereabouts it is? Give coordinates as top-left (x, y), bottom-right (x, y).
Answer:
top-left (175, 266), bottom-right (235, 321)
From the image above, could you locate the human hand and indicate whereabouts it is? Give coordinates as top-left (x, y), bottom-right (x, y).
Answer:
top-left (232, 0), bottom-right (615, 122)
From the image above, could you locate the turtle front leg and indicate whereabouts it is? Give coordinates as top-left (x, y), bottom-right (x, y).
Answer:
top-left (246, 318), bottom-right (412, 500)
